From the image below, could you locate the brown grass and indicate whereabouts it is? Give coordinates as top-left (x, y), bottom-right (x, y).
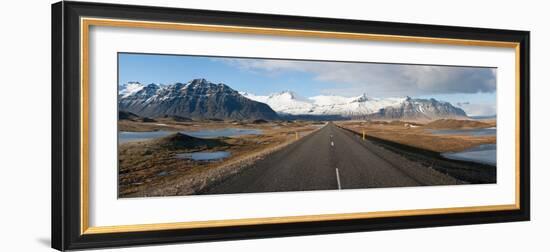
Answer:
top-left (336, 120), bottom-right (495, 153)
top-left (118, 120), bottom-right (321, 197)
top-left (425, 119), bottom-right (495, 129)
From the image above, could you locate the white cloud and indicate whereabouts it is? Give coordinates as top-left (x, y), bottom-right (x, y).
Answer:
top-left (219, 58), bottom-right (496, 97)
top-left (455, 102), bottom-right (496, 117)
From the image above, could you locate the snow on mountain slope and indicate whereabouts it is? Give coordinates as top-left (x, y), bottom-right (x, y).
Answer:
top-left (309, 94), bottom-right (356, 106)
top-left (309, 94), bottom-right (407, 116)
top-left (242, 91), bottom-right (405, 116)
top-left (119, 82), bottom-right (145, 98)
top-left (118, 79), bottom-right (278, 120)
top-left (242, 91), bottom-right (466, 120)
top-left (241, 91), bottom-right (315, 115)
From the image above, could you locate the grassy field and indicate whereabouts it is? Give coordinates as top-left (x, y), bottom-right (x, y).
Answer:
top-left (119, 118), bottom-right (496, 197)
top-left (336, 119), bottom-right (496, 153)
top-left (118, 119), bottom-right (322, 197)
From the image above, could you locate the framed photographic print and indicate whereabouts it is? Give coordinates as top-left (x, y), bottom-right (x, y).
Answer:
top-left (51, 1), bottom-right (530, 250)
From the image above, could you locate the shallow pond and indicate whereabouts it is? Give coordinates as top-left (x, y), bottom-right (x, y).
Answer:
top-left (442, 144), bottom-right (496, 165)
top-left (429, 127), bottom-right (496, 136)
top-left (119, 128), bottom-right (263, 143)
top-left (175, 151), bottom-right (231, 161)
top-left (184, 128), bottom-right (262, 138)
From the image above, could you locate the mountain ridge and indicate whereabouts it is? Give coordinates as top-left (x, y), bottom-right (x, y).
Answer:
top-left (118, 79), bottom-right (279, 120)
top-left (241, 91), bottom-right (467, 120)
top-left (119, 79), bottom-right (468, 121)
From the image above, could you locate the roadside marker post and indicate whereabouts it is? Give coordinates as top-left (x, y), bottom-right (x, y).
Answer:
top-left (295, 131), bottom-right (298, 140)
top-left (362, 130), bottom-right (366, 140)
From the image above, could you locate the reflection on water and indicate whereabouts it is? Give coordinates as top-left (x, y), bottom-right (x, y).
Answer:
top-left (185, 128), bottom-right (262, 138)
top-left (119, 128), bottom-right (263, 143)
top-left (175, 151), bottom-right (231, 161)
top-left (442, 144), bottom-right (496, 165)
top-left (430, 127), bottom-right (496, 136)
top-left (119, 131), bottom-right (172, 143)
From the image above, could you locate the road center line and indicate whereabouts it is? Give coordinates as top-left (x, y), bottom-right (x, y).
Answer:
top-left (335, 168), bottom-right (342, 190)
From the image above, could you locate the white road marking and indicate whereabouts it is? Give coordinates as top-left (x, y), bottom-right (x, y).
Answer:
top-left (331, 141), bottom-right (334, 147)
top-left (335, 168), bottom-right (342, 190)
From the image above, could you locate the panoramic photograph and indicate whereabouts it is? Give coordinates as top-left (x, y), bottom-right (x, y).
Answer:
top-left (117, 53), bottom-right (497, 198)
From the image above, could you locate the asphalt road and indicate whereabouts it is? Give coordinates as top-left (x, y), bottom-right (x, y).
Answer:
top-left (203, 122), bottom-right (458, 194)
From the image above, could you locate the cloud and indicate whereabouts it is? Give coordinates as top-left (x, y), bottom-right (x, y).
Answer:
top-left (455, 102), bottom-right (496, 117)
top-left (219, 58), bottom-right (496, 97)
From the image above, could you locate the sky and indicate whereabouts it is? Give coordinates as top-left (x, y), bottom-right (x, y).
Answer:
top-left (119, 53), bottom-right (497, 116)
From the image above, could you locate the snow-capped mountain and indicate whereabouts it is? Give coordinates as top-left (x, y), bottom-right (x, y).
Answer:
top-left (242, 91), bottom-right (467, 120)
top-left (119, 79), bottom-right (467, 121)
top-left (118, 79), bottom-right (278, 120)
top-left (370, 97), bottom-right (467, 120)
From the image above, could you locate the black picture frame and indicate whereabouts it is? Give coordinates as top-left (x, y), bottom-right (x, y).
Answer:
top-left (52, 1), bottom-right (530, 251)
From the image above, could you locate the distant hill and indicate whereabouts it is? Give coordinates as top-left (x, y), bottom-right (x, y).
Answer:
top-left (153, 132), bottom-right (227, 149)
top-left (425, 119), bottom-right (492, 129)
top-left (118, 110), bottom-right (156, 122)
top-left (469, 115), bottom-right (497, 120)
top-left (160, 115), bottom-right (193, 122)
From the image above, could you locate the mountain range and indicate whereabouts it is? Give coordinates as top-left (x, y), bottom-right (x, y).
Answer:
top-left (119, 79), bottom-right (468, 121)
